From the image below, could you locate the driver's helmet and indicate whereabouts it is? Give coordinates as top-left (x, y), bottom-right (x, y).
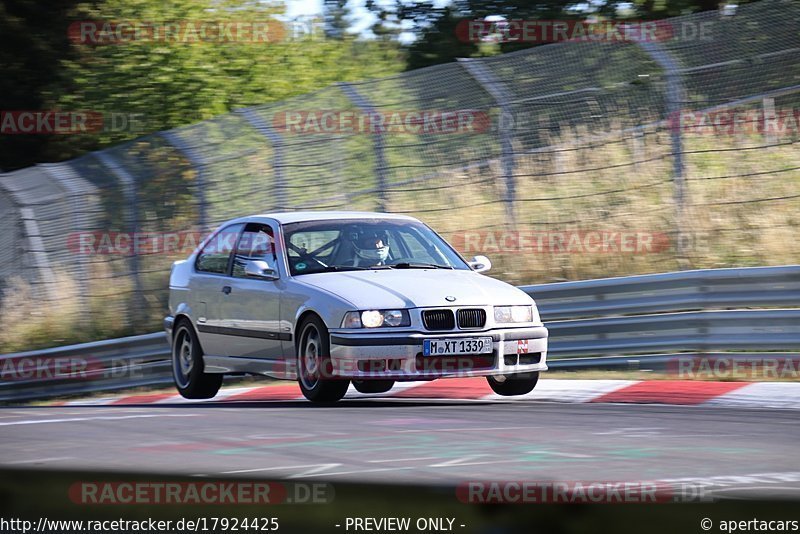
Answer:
top-left (350, 228), bottom-right (390, 264)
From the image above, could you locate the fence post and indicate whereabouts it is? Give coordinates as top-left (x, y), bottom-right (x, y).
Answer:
top-left (338, 82), bottom-right (388, 211)
top-left (19, 208), bottom-right (59, 300)
top-left (40, 163), bottom-right (97, 323)
top-left (458, 58), bottom-right (517, 225)
top-left (762, 97), bottom-right (777, 146)
top-left (638, 42), bottom-right (688, 266)
top-left (233, 108), bottom-right (288, 211)
top-left (0, 175), bottom-right (59, 302)
top-left (94, 151), bottom-right (146, 322)
top-left (160, 131), bottom-right (209, 231)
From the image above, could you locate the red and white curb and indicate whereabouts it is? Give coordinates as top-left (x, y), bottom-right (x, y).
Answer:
top-left (52, 378), bottom-right (800, 409)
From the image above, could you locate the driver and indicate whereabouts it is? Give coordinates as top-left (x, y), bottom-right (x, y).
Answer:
top-left (351, 229), bottom-right (390, 266)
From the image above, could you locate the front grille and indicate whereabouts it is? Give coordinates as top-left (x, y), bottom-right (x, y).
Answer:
top-left (422, 309), bottom-right (455, 331)
top-left (457, 308), bottom-right (486, 329)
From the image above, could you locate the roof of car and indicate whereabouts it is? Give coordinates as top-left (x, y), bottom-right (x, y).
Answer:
top-left (245, 211), bottom-right (420, 225)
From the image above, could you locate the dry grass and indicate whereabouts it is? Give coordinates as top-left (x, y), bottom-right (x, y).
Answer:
top-left (0, 267), bottom-right (139, 353)
top-left (0, 274), bottom-right (81, 353)
top-left (393, 126), bottom-right (800, 284)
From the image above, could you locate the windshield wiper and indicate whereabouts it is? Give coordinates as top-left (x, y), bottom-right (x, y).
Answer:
top-left (320, 265), bottom-right (394, 272)
top-left (305, 263), bottom-right (448, 273)
top-left (390, 262), bottom-right (453, 270)
top-left (321, 265), bottom-right (370, 272)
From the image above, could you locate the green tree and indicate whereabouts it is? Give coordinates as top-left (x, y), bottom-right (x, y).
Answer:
top-left (365, 0), bottom-right (751, 70)
top-left (1, 0), bottom-right (405, 169)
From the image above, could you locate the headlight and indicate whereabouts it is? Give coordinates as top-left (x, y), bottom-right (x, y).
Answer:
top-left (494, 305), bottom-right (534, 324)
top-left (341, 310), bottom-right (411, 328)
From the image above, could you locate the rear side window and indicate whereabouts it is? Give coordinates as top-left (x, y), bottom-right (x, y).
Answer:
top-left (195, 223), bottom-right (244, 274)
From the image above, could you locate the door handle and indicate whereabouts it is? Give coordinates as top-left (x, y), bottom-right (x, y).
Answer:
top-left (222, 286), bottom-right (232, 295)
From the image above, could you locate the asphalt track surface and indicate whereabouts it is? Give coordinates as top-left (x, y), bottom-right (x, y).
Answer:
top-left (1, 398), bottom-right (799, 499)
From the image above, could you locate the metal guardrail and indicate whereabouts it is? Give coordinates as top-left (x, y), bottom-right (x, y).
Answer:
top-left (1, 265), bottom-right (798, 401)
top-left (0, 333), bottom-right (171, 402)
top-left (522, 264), bottom-right (800, 320)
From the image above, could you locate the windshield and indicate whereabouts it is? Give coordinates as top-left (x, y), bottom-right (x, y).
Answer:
top-left (282, 218), bottom-right (470, 275)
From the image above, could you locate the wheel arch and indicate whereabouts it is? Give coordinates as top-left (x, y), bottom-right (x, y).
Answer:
top-left (295, 309), bottom-right (325, 348)
top-left (171, 313), bottom-right (204, 352)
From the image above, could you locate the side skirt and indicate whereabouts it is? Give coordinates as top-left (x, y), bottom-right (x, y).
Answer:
top-left (203, 355), bottom-right (296, 380)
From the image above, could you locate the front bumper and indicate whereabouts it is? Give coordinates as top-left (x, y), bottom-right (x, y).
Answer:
top-left (328, 325), bottom-right (548, 380)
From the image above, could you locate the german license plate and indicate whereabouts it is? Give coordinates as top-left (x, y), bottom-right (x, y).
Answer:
top-left (423, 337), bottom-right (493, 356)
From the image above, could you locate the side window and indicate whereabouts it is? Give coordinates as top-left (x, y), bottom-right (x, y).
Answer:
top-left (232, 223), bottom-right (276, 278)
top-left (195, 224), bottom-right (244, 274)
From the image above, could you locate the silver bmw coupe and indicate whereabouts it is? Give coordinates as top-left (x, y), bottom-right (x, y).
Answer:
top-left (165, 212), bottom-right (548, 403)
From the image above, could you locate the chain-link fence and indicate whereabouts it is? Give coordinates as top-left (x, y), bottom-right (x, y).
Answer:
top-left (1, 0), bottom-right (799, 347)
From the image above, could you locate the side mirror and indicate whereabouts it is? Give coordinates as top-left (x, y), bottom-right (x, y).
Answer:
top-left (468, 255), bottom-right (491, 274)
top-left (244, 259), bottom-right (279, 281)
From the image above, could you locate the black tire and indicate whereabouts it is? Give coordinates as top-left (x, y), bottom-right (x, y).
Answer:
top-left (171, 319), bottom-right (223, 399)
top-left (297, 315), bottom-right (349, 403)
top-left (352, 380), bottom-right (395, 394)
top-left (486, 372), bottom-right (539, 396)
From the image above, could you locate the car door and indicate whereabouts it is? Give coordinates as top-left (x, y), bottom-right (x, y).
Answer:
top-left (192, 223), bottom-right (244, 357)
top-left (217, 222), bottom-right (284, 359)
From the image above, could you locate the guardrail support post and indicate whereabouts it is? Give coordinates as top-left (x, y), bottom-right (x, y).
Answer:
top-left (339, 82), bottom-right (388, 212)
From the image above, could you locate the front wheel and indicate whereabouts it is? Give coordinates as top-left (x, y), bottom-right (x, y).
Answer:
top-left (172, 320), bottom-right (222, 399)
top-left (297, 316), bottom-right (349, 403)
top-left (486, 372), bottom-right (539, 396)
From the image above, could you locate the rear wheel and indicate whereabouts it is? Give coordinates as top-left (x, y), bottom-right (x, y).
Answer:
top-left (352, 380), bottom-right (395, 394)
top-left (486, 372), bottom-right (539, 396)
top-left (172, 319), bottom-right (222, 399)
top-left (297, 316), bottom-right (349, 403)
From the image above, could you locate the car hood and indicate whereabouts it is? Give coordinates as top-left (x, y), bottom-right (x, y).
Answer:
top-left (296, 269), bottom-right (534, 309)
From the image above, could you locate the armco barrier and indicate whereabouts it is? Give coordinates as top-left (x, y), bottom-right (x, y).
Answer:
top-left (1, 265), bottom-right (798, 402)
top-left (523, 264), bottom-right (800, 320)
